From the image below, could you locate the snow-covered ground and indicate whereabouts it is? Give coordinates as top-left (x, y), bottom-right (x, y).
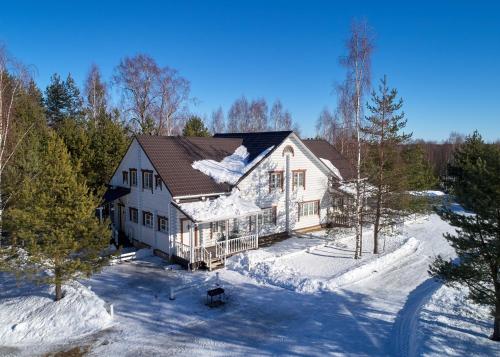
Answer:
top-left (2, 213), bottom-right (499, 356)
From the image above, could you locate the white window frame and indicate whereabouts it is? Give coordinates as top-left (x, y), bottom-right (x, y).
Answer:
top-left (143, 211), bottom-right (153, 228)
top-left (292, 171), bottom-right (305, 190)
top-left (269, 172), bottom-right (282, 191)
top-left (158, 216), bottom-right (168, 233)
top-left (300, 201), bottom-right (319, 217)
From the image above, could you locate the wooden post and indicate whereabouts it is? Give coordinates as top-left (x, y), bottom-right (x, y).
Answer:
top-left (225, 220), bottom-right (229, 265)
top-left (189, 223), bottom-right (193, 268)
top-left (255, 213), bottom-right (259, 249)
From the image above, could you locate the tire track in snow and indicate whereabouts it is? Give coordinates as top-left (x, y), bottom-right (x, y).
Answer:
top-left (390, 278), bottom-right (441, 357)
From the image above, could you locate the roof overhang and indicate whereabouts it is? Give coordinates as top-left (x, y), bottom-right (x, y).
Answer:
top-left (102, 186), bottom-right (131, 203)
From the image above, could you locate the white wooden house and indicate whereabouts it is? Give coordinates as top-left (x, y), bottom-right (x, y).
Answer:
top-left (103, 131), bottom-right (354, 269)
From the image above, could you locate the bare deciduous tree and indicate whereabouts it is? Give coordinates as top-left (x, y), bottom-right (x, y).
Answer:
top-left (340, 20), bottom-right (374, 259)
top-left (113, 54), bottom-right (190, 135)
top-left (248, 98), bottom-right (268, 132)
top-left (270, 99), bottom-right (293, 131)
top-left (227, 96), bottom-right (250, 133)
top-left (84, 64), bottom-right (107, 120)
top-left (210, 107), bottom-right (225, 134)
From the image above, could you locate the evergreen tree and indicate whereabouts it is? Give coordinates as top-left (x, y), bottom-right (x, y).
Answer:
top-left (44, 73), bottom-right (83, 128)
top-left (402, 144), bottom-right (438, 190)
top-left (430, 131), bottom-right (500, 340)
top-left (182, 116), bottom-right (210, 137)
top-left (362, 76), bottom-right (412, 254)
top-left (3, 132), bottom-right (110, 301)
top-left (86, 109), bottom-right (130, 193)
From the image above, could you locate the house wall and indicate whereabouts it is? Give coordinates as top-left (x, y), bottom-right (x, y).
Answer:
top-left (110, 139), bottom-right (177, 255)
top-left (237, 135), bottom-right (332, 236)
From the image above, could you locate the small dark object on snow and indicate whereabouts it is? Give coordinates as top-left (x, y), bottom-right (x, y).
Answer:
top-left (206, 287), bottom-right (225, 308)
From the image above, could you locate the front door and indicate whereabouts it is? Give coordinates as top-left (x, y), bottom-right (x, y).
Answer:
top-left (180, 219), bottom-right (197, 246)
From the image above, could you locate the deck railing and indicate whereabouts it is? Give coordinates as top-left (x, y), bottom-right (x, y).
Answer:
top-left (215, 234), bottom-right (258, 259)
top-left (174, 243), bottom-right (191, 261)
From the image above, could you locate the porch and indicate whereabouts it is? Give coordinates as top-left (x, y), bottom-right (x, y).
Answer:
top-left (172, 191), bottom-right (262, 270)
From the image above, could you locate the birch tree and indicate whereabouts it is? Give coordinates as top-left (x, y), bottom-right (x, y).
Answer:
top-left (270, 99), bottom-right (293, 131)
top-left (0, 46), bottom-right (30, 239)
top-left (210, 107), bottom-right (225, 134)
top-left (84, 64), bottom-right (107, 121)
top-left (340, 20), bottom-right (374, 259)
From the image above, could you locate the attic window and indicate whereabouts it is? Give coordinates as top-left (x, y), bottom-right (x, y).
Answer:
top-left (282, 145), bottom-right (294, 156)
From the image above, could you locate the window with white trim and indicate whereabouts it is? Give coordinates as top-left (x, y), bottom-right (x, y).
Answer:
top-left (158, 216), bottom-right (168, 233)
top-left (130, 169), bottom-right (137, 186)
top-left (143, 211), bottom-right (153, 228)
top-left (129, 207), bottom-right (138, 223)
top-left (259, 207), bottom-right (277, 225)
top-left (300, 201), bottom-right (319, 218)
top-left (269, 172), bottom-right (283, 191)
top-left (142, 171), bottom-right (153, 191)
top-left (292, 170), bottom-right (305, 190)
top-left (122, 171), bottom-right (129, 185)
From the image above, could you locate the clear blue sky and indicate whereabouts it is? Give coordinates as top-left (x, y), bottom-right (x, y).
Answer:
top-left (1, 1), bottom-right (499, 141)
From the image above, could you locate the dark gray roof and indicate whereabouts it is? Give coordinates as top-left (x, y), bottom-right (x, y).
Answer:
top-left (302, 139), bottom-right (356, 181)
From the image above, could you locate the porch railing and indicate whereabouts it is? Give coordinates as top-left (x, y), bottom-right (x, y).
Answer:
top-left (215, 234), bottom-right (258, 258)
top-left (174, 243), bottom-right (191, 261)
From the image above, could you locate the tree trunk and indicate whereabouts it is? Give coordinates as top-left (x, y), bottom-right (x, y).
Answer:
top-left (54, 267), bottom-right (63, 301)
top-left (492, 288), bottom-right (500, 341)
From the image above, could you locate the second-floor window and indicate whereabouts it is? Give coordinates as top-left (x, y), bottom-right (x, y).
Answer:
top-left (130, 169), bottom-right (137, 186)
top-left (142, 170), bottom-right (153, 191)
top-left (292, 170), bottom-right (306, 190)
top-left (269, 171), bottom-right (283, 192)
top-left (155, 175), bottom-right (162, 190)
top-left (143, 211), bottom-right (153, 228)
top-left (129, 207), bottom-right (138, 223)
top-left (122, 171), bottom-right (129, 185)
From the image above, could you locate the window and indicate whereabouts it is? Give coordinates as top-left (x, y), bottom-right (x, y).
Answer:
top-left (142, 211), bottom-right (153, 228)
top-left (122, 171), bottom-right (129, 185)
top-left (292, 170), bottom-right (306, 190)
top-left (211, 220), bottom-right (226, 240)
top-left (155, 175), bottom-right (162, 190)
top-left (142, 170), bottom-right (153, 191)
top-left (259, 207), bottom-right (277, 225)
top-left (130, 169), bottom-right (137, 186)
top-left (282, 145), bottom-right (294, 156)
top-left (269, 171), bottom-right (283, 192)
top-left (129, 207), bottom-right (138, 223)
top-left (158, 216), bottom-right (168, 233)
top-left (299, 201), bottom-right (319, 219)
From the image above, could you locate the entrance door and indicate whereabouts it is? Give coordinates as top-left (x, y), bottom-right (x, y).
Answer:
top-left (180, 219), bottom-right (197, 246)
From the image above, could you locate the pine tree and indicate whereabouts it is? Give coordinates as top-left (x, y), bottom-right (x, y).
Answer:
top-left (44, 73), bottom-right (83, 128)
top-left (429, 131), bottom-right (500, 341)
top-left (182, 116), bottom-right (210, 137)
top-left (3, 132), bottom-right (110, 301)
top-left (362, 76), bottom-right (412, 254)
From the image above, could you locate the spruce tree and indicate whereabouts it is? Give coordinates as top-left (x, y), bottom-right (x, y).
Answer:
top-left (429, 131), bottom-right (500, 340)
top-left (182, 116), bottom-right (210, 137)
top-left (3, 132), bottom-right (110, 301)
top-left (402, 143), bottom-right (438, 190)
top-left (362, 76), bottom-right (412, 254)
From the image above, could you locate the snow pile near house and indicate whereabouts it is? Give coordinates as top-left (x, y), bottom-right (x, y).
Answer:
top-left (418, 284), bottom-right (500, 356)
top-left (179, 189), bottom-right (260, 222)
top-left (320, 158), bottom-right (343, 180)
top-left (192, 145), bottom-right (274, 185)
top-left (0, 280), bottom-right (112, 346)
top-left (228, 235), bottom-right (420, 294)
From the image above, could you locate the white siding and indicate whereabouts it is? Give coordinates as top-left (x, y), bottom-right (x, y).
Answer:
top-left (237, 135), bottom-right (331, 235)
top-left (109, 139), bottom-right (177, 254)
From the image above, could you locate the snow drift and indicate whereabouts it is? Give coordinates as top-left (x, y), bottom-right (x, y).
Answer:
top-left (0, 280), bottom-right (112, 346)
top-left (228, 237), bottom-right (421, 293)
top-left (191, 145), bottom-right (274, 185)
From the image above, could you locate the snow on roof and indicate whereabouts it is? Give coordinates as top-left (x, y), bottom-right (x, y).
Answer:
top-left (409, 190), bottom-right (446, 197)
top-left (192, 145), bottom-right (274, 185)
top-left (179, 190), bottom-right (261, 222)
top-left (320, 158), bottom-right (343, 180)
